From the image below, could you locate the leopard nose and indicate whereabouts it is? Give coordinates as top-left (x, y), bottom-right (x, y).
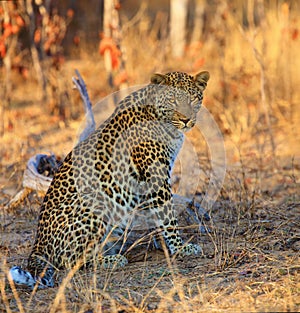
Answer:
top-left (181, 118), bottom-right (195, 128)
top-left (181, 118), bottom-right (190, 126)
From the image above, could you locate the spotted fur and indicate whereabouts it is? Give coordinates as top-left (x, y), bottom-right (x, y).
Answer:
top-left (9, 71), bottom-right (210, 288)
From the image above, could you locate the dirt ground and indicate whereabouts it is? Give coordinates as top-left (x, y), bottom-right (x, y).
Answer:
top-left (0, 61), bottom-right (300, 312)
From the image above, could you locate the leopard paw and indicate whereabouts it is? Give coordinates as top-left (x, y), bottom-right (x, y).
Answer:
top-left (100, 254), bottom-right (128, 269)
top-left (178, 243), bottom-right (203, 256)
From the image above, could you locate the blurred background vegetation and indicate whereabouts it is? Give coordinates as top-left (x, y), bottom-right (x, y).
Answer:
top-left (1, 0), bottom-right (299, 159)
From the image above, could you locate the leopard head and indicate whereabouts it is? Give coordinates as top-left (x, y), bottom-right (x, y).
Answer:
top-left (150, 71), bottom-right (210, 131)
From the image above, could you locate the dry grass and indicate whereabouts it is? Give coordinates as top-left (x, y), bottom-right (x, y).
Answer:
top-left (1, 2), bottom-right (300, 312)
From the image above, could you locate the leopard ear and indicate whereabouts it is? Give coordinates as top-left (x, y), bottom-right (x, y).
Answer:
top-left (151, 73), bottom-right (166, 85)
top-left (194, 71), bottom-right (210, 91)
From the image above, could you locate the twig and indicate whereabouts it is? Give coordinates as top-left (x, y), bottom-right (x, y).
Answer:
top-left (24, 0), bottom-right (47, 100)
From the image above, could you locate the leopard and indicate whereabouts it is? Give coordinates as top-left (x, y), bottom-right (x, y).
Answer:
top-left (9, 70), bottom-right (210, 289)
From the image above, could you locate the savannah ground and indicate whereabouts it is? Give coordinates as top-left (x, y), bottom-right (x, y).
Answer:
top-left (0, 1), bottom-right (300, 312)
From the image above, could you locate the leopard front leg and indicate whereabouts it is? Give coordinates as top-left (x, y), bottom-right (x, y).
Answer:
top-left (131, 141), bottom-right (202, 257)
top-left (160, 205), bottom-right (203, 256)
top-left (153, 182), bottom-right (202, 257)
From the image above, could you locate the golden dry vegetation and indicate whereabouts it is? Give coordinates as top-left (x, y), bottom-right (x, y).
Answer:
top-left (0, 1), bottom-right (299, 312)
